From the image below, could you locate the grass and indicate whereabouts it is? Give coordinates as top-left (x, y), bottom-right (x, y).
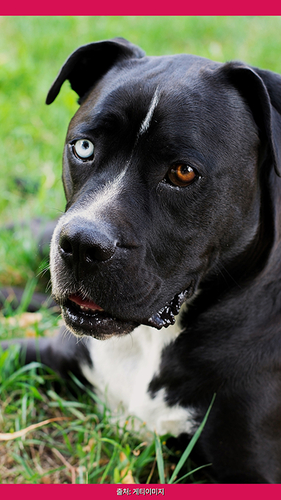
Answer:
top-left (1, 15), bottom-right (281, 484)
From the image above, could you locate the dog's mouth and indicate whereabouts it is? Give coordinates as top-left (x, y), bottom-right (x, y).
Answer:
top-left (62, 295), bottom-right (138, 339)
top-left (61, 285), bottom-right (193, 339)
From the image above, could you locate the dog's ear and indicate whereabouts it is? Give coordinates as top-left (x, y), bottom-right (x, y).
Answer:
top-left (46, 37), bottom-right (145, 105)
top-left (222, 62), bottom-right (281, 177)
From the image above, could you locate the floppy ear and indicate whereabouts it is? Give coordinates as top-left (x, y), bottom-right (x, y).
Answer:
top-left (46, 37), bottom-right (145, 105)
top-left (222, 62), bottom-right (281, 177)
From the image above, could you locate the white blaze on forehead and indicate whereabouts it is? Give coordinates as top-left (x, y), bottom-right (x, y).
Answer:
top-left (139, 87), bottom-right (160, 136)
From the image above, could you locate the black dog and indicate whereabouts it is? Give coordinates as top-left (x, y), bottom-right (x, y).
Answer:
top-left (4, 37), bottom-right (281, 483)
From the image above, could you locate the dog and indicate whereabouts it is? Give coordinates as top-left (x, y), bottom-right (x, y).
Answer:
top-left (3, 37), bottom-right (281, 483)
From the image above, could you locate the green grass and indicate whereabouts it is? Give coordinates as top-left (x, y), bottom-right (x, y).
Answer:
top-left (1, 15), bottom-right (281, 484)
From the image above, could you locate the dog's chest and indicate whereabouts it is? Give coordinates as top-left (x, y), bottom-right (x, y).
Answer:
top-left (80, 324), bottom-right (196, 436)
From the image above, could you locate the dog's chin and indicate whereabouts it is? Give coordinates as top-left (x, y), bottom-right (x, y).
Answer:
top-left (59, 286), bottom-right (194, 339)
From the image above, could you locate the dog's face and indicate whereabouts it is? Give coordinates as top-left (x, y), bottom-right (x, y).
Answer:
top-left (49, 38), bottom-right (281, 338)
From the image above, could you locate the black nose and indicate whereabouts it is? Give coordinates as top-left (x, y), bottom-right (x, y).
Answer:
top-left (58, 220), bottom-right (117, 273)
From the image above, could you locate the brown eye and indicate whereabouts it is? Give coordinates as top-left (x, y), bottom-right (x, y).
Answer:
top-left (167, 164), bottom-right (197, 187)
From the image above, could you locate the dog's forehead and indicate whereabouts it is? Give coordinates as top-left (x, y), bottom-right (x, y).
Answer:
top-left (70, 54), bottom-right (224, 126)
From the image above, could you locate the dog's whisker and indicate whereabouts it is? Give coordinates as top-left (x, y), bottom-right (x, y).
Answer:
top-left (45, 280), bottom-right (52, 294)
top-left (37, 265), bottom-right (50, 279)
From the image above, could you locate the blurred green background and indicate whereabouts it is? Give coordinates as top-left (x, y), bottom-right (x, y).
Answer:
top-left (1, 15), bottom-right (281, 285)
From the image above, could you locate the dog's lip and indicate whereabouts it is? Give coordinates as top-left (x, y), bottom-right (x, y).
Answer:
top-left (62, 297), bottom-right (138, 339)
top-left (68, 294), bottom-right (104, 312)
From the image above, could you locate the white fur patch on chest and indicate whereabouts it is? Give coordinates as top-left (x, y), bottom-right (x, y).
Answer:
top-left (80, 322), bottom-right (196, 437)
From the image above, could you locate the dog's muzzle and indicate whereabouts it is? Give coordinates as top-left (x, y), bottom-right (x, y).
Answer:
top-left (51, 217), bottom-right (194, 338)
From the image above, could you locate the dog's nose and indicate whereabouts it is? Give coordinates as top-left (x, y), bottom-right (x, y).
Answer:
top-left (58, 220), bottom-right (117, 270)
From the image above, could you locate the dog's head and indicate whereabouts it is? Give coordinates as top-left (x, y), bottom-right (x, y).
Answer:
top-left (48, 38), bottom-right (281, 338)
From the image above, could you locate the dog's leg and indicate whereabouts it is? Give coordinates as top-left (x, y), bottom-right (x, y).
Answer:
top-left (1, 328), bottom-right (92, 381)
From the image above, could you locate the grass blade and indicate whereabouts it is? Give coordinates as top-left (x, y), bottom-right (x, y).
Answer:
top-left (154, 432), bottom-right (165, 484)
top-left (16, 278), bottom-right (37, 314)
top-left (172, 463), bottom-right (212, 484)
top-left (100, 446), bottom-right (118, 484)
top-left (169, 394), bottom-right (216, 484)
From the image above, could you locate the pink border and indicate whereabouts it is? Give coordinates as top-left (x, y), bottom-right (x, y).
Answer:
top-left (1, 8), bottom-right (281, 499)
top-left (1, 484), bottom-right (281, 497)
top-left (0, 0), bottom-right (281, 14)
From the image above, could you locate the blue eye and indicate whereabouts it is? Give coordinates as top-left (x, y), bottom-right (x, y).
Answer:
top-left (73, 139), bottom-right (94, 160)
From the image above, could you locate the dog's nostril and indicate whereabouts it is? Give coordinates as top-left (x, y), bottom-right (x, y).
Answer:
top-left (84, 244), bottom-right (115, 263)
top-left (60, 236), bottom-right (73, 256)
